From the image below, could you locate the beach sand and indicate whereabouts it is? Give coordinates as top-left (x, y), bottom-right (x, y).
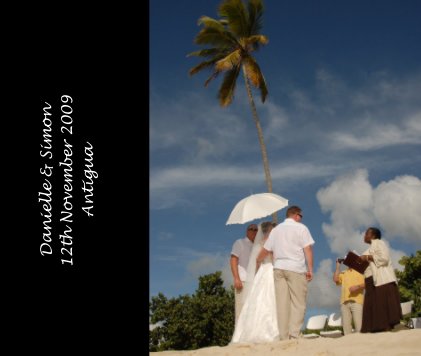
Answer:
top-left (150, 329), bottom-right (421, 355)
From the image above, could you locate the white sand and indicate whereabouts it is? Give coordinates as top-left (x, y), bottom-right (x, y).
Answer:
top-left (150, 329), bottom-right (421, 356)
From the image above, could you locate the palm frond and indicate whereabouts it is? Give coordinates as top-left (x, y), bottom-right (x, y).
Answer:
top-left (189, 55), bottom-right (225, 76)
top-left (215, 49), bottom-right (242, 72)
top-left (188, 0), bottom-right (269, 106)
top-left (243, 56), bottom-right (268, 102)
top-left (218, 0), bottom-right (249, 38)
top-left (244, 34), bottom-right (268, 52)
top-left (243, 55), bottom-right (261, 86)
top-left (222, 28), bottom-right (241, 46)
top-left (204, 71), bottom-right (220, 87)
top-left (187, 48), bottom-right (228, 58)
top-left (247, 0), bottom-right (264, 35)
top-left (259, 74), bottom-right (269, 102)
top-left (218, 64), bottom-right (241, 107)
top-left (246, 34), bottom-right (268, 46)
top-left (189, 61), bottom-right (215, 76)
top-left (197, 16), bottom-right (225, 32)
top-left (194, 26), bottom-right (236, 47)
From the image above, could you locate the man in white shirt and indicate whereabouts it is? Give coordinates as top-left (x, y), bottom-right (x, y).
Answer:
top-left (257, 206), bottom-right (314, 340)
top-left (230, 223), bottom-right (258, 325)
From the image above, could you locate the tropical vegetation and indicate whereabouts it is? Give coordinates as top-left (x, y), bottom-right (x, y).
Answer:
top-left (396, 250), bottom-right (421, 318)
top-left (149, 271), bottom-right (234, 351)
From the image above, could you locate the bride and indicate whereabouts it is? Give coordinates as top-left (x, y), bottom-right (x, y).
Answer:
top-left (231, 221), bottom-right (279, 343)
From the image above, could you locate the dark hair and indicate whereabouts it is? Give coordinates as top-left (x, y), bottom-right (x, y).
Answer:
top-left (368, 227), bottom-right (382, 240)
top-left (286, 206), bottom-right (301, 217)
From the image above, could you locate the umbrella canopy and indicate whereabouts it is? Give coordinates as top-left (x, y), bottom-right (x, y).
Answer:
top-left (226, 193), bottom-right (289, 225)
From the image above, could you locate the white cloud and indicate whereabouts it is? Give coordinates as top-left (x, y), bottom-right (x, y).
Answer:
top-left (151, 162), bottom-right (339, 192)
top-left (316, 169), bottom-right (375, 253)
top-left (150, 70), bottom-right (421, 212)
top-left (288, 89), bottom-right (316, 112)
top-left (186, 254), bottom-right (233, 289)
top-left (277, 69), bottom-right (421, 152)
top-left (373, 175), bottom-right (421, 244)
top-left (307, 259), bottom-right (341, 309)
top-left (186, 252), bottom-right (231, 284)
top-left (150, 90), bottom-right (251, 161)
top-left (330, 114), bottom-right (421, 151)
top-left (154, 246), bottom-right (233, 290)
top-left (389, 247), bottom-right (407, 272)
top-left (150, 87), bottom-right (290, 164)
top-left (256, 100), bottom-right (289, 141)
top-left (315, 68), bottom-right (348, 101)
top-left (150, 161), bottom-right (341, 209)
top-left (407, 112), bottom-right (421, 132)
top-left (318, 70), bottom-right (421, 151)
top-left (317, 169), bottom-right (421, 257)
top-left (150, 165), bottom-right (259, 191)
top-left (320, 224), bottom-right (368, 256)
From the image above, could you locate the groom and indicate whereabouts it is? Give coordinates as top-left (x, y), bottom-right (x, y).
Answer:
top-left (256, 206), bottom-right (315, 340)
top-left (230, 223), bottom-right (258, 325)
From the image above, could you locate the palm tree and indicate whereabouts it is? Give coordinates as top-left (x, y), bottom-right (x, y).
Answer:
top-left (188, 0), bottom-right (277, 222)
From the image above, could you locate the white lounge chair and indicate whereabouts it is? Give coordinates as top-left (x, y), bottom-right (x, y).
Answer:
top-left (400, 301), bottom-right (416, 329)
top-left (401, 300), bottom-right (414, 317)
top-left (303, 314), bottom-right (328, 339)
top-left (320, 312), bottom-right (343, 338)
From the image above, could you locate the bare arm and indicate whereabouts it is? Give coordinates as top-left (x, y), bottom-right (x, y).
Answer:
top-left (303, 244), bottom-right (313, 281)
top-left (333, 260), bottom-right (341, 283)
top-left (349, 282), bottom-right (365, 293)
top-left (256, 247), bottom-right (269, 271)
top-left (230, 255), bottom-right (243, 291)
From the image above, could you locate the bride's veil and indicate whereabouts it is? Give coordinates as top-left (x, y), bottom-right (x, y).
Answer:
top-left (243, 223), bottom-right (263, 300)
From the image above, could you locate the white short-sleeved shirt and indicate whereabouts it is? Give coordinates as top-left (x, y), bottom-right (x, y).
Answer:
top-left (264, 218), bottom-right (315, 273)
top-left (231, 237), bottom-right (254, 281)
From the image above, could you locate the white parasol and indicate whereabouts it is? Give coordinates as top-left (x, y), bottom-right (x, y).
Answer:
top-left (226, 192), bottom-right (289, 225)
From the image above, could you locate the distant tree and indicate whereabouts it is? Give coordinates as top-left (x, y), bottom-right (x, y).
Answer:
top-left (149, 271), bottom-right (235, 351)
top-left (188, 0), bottom-right (277, 223)
top-left (396, 250), bottom-right (421, 317)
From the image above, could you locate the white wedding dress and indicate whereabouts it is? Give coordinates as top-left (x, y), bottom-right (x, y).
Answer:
top-left (231, 225), bottom-right (279, 343)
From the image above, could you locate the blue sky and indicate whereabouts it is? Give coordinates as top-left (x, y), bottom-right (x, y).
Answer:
top-left (150, 0), bottom-right (421, 319)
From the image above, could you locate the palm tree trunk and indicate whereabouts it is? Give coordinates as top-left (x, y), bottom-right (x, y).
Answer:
top-left (242, 65), bottom-right (277, 224)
